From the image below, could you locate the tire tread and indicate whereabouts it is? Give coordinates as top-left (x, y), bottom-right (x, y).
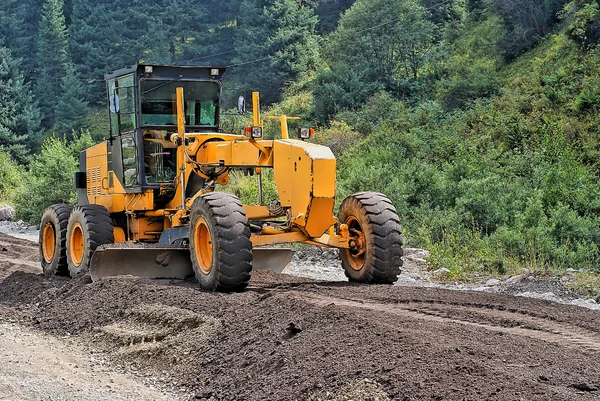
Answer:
top-left (189, 192), bottom-right (252, 292)
top-left (339, 192), bottom-right (403, 284)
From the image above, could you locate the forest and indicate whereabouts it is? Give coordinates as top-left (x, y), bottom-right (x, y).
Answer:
top-left (1, 0), bottom-right (600, 278)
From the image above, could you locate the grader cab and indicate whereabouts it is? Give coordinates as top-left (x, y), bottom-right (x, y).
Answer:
top-left (39, 64), bottom-right (403, 291)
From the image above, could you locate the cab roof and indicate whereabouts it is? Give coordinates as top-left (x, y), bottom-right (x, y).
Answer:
top-left (104, 64), bottom-right (227, 82)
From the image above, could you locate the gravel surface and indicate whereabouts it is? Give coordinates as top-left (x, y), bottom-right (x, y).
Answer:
top-left (0, 321), bottom-right (180, 401)
top-left (0, 220), bottom-right (38, 243)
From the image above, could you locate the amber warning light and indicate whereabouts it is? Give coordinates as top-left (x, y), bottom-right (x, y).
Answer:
top-left (244, 126), bottom-right (263, 139)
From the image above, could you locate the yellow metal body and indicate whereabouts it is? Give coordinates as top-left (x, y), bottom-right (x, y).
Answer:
top-left (82, 90), bottom-right (348, 249)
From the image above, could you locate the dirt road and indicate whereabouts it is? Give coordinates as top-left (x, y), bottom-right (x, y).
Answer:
top-left (0, 321), bottom-right (179, 401)
top-left (1, 232), bottom-right (600, 400)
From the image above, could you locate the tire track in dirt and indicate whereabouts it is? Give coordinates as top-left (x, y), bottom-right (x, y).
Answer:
top-left (300, 293), bottom-right (600, 353)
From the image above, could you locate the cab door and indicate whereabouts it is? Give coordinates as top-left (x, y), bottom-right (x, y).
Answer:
top-left (107, 74), bottom-right (142, 191)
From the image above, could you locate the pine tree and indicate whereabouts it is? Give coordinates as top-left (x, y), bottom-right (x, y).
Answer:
top-left (0, 0), bottom-right (44, 81)
top-left (0, 48), bottom-right (43, 164)
top-left (53, 63), bottom-right (90, 136)
top-left (232, 0), bottom-right (319, 104)
top-left (174, 0), bottom-right (241, 66)
top-left (69, 0), bottom-right (242, 103)
top-left (315, 0), bottom-right (356, 33)
top-left (35, 0), bottom-right (69, 129)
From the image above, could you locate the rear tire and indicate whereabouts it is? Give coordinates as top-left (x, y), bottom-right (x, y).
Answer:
top-left (338, 192), bottom-right (403, 284)
top-left (66, 205), bottom-right (114, 278)
top-left (39, 204), bottom-right (72, 276)
top-left (189, 192), bottom-right (252, 292)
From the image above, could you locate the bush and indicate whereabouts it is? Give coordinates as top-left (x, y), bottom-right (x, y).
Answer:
top-left (312, 121), bottom-right (361, 156)
top-left (312, 63), bottom-right (382, 124)
top-left (437, 61), bottom-right (499, 110)
top-left (217, 169), bottom-right (279, 206)
top-left (12, 132), bottom-right (94, 224)
top-left (0, 148), bottom-right (23, 204)
top-left (563, 0), bottom-right (600, 46)
top-left (434, 18), bottom-right (503, 109)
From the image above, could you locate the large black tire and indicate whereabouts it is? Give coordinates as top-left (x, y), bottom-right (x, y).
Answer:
top-left (338, 192), bottom-right (403, 284)
top-left (189, 192), bottom-right (252, 292)
top-left (39, 204), bottom-right (73, 276)
top-left (66, 205), bottom-right (114, 278)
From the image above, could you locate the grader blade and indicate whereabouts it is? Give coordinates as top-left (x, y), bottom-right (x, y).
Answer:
top-left (251, 247), bottom-right (294, 273)
top-left (89, 245), bottom-right (294, 281)
top-left (89, 246), bottom-right (194, 281)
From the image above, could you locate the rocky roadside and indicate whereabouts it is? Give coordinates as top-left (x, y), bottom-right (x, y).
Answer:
top-left (0, 220), bottom-right (39, 242)
top-left (288, 246), bottom-right (600, 311)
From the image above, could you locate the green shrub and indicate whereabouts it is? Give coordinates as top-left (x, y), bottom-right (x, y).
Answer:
top-left (491, 0), bottom-right (569, 59)
top-left (217, 169), bottom-right (279, 206)
top-left (312, 121), bottom-right (361, 157)
top-left (574, 86), bottom-right (600, 112)
top-left (0, 148), bottom-right (23, 204)
top-left (437, 58), bottom-right (500, 110)
top-left (563, 0), bottom-right (600, 46)
top-left (312, 63), bottom-right (383, 124)
top-left (12, 132), bottom-right (94, 224)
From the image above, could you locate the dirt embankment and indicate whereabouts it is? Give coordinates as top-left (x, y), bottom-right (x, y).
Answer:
top-left (0, 232), bottom-right (40, 279)
top-left (1, 233), bottom-right (600, 400)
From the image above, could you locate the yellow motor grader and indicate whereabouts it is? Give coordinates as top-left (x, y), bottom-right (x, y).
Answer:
top-left (39, 64), bottom-right (403, 291)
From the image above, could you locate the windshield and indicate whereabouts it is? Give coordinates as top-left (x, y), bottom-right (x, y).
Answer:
top-left (140, 80), bottom-right (220, 127)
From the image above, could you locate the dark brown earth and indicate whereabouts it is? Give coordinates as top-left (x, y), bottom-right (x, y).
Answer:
top-left (1, 232), bottom-right (600, 400)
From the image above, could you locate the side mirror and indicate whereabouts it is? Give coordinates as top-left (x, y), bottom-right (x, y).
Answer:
top-left (237, 95), bottom-right (245, 115)
top-left (110, 94), bottom-right (120, 113)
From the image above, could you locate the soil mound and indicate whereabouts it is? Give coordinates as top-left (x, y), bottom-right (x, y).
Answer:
top-left (0, 233), bottom-right (600, 400)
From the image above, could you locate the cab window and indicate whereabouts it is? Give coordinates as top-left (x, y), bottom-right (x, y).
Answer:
top-left (140, 80), bottom-right (219, 127)
top-left (116, 75), bottom-right (135, 133)
top-left (122, 134), bottom-right (138, 187)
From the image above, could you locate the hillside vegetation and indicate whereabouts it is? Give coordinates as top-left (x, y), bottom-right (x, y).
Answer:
top-left (1, 0), bottom-right (600, 275)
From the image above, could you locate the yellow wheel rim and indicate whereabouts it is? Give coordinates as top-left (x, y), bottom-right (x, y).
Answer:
top-left (69, 222), bottom-right (84, 266)
top-left (42, 223), bottom-right (56, 263)
top-left (194, 217), bottom-right (213, 274)
top-left (345, 216), bottom-right (366, 271)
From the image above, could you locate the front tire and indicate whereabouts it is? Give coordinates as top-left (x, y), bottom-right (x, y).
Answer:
top-left (66, 205), bottom-right (114, 278)
top-left (40, 204), bottom-right (73, 276)
top-left (338, 192), bottom-right (403, 284)
top-left (189, 192), bottom-right (252, 292)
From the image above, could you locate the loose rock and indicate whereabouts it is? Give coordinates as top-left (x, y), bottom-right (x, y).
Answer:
top-left (505, 275), bottom-right (522, 284)
top-left (432, 268), bottom-right (451, 276)
top-left (0, 207), bottom-right (13, 222)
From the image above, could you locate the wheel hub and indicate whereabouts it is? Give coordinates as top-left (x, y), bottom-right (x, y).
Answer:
top-left (345, 217), bottom-right (366, 271)
top-left (69, 222), bottom-right (84, 266)
top-left (42, 223), bottom-right (56, 263)
top-left (194, 217), bottom-right (213, 274)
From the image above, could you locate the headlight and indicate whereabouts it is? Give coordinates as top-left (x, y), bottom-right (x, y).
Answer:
top-left (297, 128), bottom-right (314, 140)
top-left (245, 126), bottom-right (262, 139)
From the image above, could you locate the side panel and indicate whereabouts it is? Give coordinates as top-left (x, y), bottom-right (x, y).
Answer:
top-left (83, 141), bottom-right (138, 213)
top-left (213, 141), bottom-right (260, 166)
top-left (85, 142), bottom-right (109, 202)
top-left (273, 139), bottom-right (337, 238)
